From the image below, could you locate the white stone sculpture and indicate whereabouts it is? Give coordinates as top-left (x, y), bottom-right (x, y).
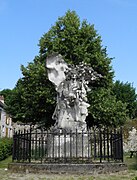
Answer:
top-left (46, 53), bottom-right (101, 131)
top-left (124, 127), bottom-right (137, 153)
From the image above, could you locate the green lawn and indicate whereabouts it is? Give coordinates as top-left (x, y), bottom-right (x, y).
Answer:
top-left (125, 153), bottom-right (137, 170)
top-left (0, 170), bottom-right (136, 180)
top-left (0, 154), bottom-right (137, 179)
top-left (0, 156), bottom-right (12, 168)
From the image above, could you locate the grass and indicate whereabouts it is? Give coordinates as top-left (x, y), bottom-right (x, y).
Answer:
top-left (0, 171), bottom-right (137, 180)
top-left (124, 152), bottom-right (137, 170)
top-left (0, 154), bottom-right (137, 179)
top-left (0, 156), bottom-right (12, 168)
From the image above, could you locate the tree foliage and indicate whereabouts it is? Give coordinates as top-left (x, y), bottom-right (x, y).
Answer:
top-left (87, 88), bottom-right (127, 128)
top-left (39, 10), bottom-right (114, 87)
top-left (5, 57), bottom-right (56, 127)
top-left (112, 80), bottom-right (137, 119)
top-left (2, 10), bottom-right (130, 128)
top-left (0, 89), bottom-right (13, 104)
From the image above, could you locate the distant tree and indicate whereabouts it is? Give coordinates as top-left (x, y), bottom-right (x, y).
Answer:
top-left (0, 89), bottom-right (13, 104)
top-left (112, 80), bottom-right (137, 119)
top-left (2, 87), bottom-right (25, 122)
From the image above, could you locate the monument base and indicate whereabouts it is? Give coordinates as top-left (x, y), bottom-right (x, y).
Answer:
top-left (47, 130), bottom-right (91, 159)
top-left (8, 162), bottom-right (127, 174)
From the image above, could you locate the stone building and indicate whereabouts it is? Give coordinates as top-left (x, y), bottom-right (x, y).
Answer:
top-left (0, 96), bottom-right (13, 138)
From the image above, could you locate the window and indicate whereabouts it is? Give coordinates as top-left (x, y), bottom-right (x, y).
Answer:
top-left (6, 128), bottom-right (8, 137)
top-left (6, 117), bottom-right (10, 125)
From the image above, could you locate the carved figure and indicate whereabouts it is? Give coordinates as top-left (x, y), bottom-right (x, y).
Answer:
top-left (46, 53), bottom-right (101, 131)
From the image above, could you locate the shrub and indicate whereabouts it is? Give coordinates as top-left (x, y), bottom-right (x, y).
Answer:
top-left (132, 177), bottom-right (137, 180)
top-left (0, 137), bottom-right (13, 161)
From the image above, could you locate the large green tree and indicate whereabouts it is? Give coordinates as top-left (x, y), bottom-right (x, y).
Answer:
top-left (3, 10), bottom-right (128, 128)
top-left (39, 10), bottom-right (114, 87)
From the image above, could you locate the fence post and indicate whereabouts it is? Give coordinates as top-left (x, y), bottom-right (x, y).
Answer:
top-left (23, 129), bottom-right (26, 161)
top-left (52, 130), bottom-right (54, 160)
top-left (58, 130), bottom-right (60, 162)
top-left (64, 129), bottom-right (66, 162)
top-left (87, 129), bottom-right (90, 161)
top-left (35, 129), bottom-right (38, 160)
top-left (99, 128), bottom-right (102, 163)
top-left (82, 130), bottom-right (84, 162)
top-left (12, 130), bottom-right (17, 162)
top-left (28, 128), bottom-right (32, 163)
top-left (113, 129), bottom-right (117, 161)
top-left (70, 130), bottom-right (72, 161)
top-left (94, 129), bottom-right (96, 160)
top-left (103, 129), bottom-right (106, 160)
top-left (76, 129), bottom-right (78, 159)
top-left (107, 128), bottom-right (110, 162)
top-left (120, 127), bottom-right (124, 162)
top-left (41, 128), bottom-right (44, 163)
top-left (110, 129), bottom-right (113, 160)
top-left (17, 130), bottom-right (20, 162)
top-left (46, 130), bottom-right (49, 161)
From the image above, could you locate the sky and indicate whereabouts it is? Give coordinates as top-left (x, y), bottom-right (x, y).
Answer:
top-left (0, 0), bottom-right (137, 90)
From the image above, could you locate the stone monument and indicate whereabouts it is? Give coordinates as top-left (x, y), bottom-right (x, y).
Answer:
top-left (46, 53), bottom-right (101, 132)
top-left (46, 53), bottom-right (101, 159)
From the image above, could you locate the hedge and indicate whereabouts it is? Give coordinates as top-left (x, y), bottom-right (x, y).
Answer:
top-left (0, 137), bottom-right (13, 161)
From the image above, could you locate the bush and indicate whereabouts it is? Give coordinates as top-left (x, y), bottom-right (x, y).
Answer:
top-left (0, 138), bottom-right (13, 161)
top-left (132, 177), bottom-right (137, 180)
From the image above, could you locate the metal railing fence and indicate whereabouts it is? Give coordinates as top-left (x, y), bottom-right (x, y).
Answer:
top-left (12, 127), bottom-right (123, 164)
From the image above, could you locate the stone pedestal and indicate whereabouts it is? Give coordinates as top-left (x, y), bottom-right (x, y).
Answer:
top-left (47, 130), bottom-right (91, 159)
